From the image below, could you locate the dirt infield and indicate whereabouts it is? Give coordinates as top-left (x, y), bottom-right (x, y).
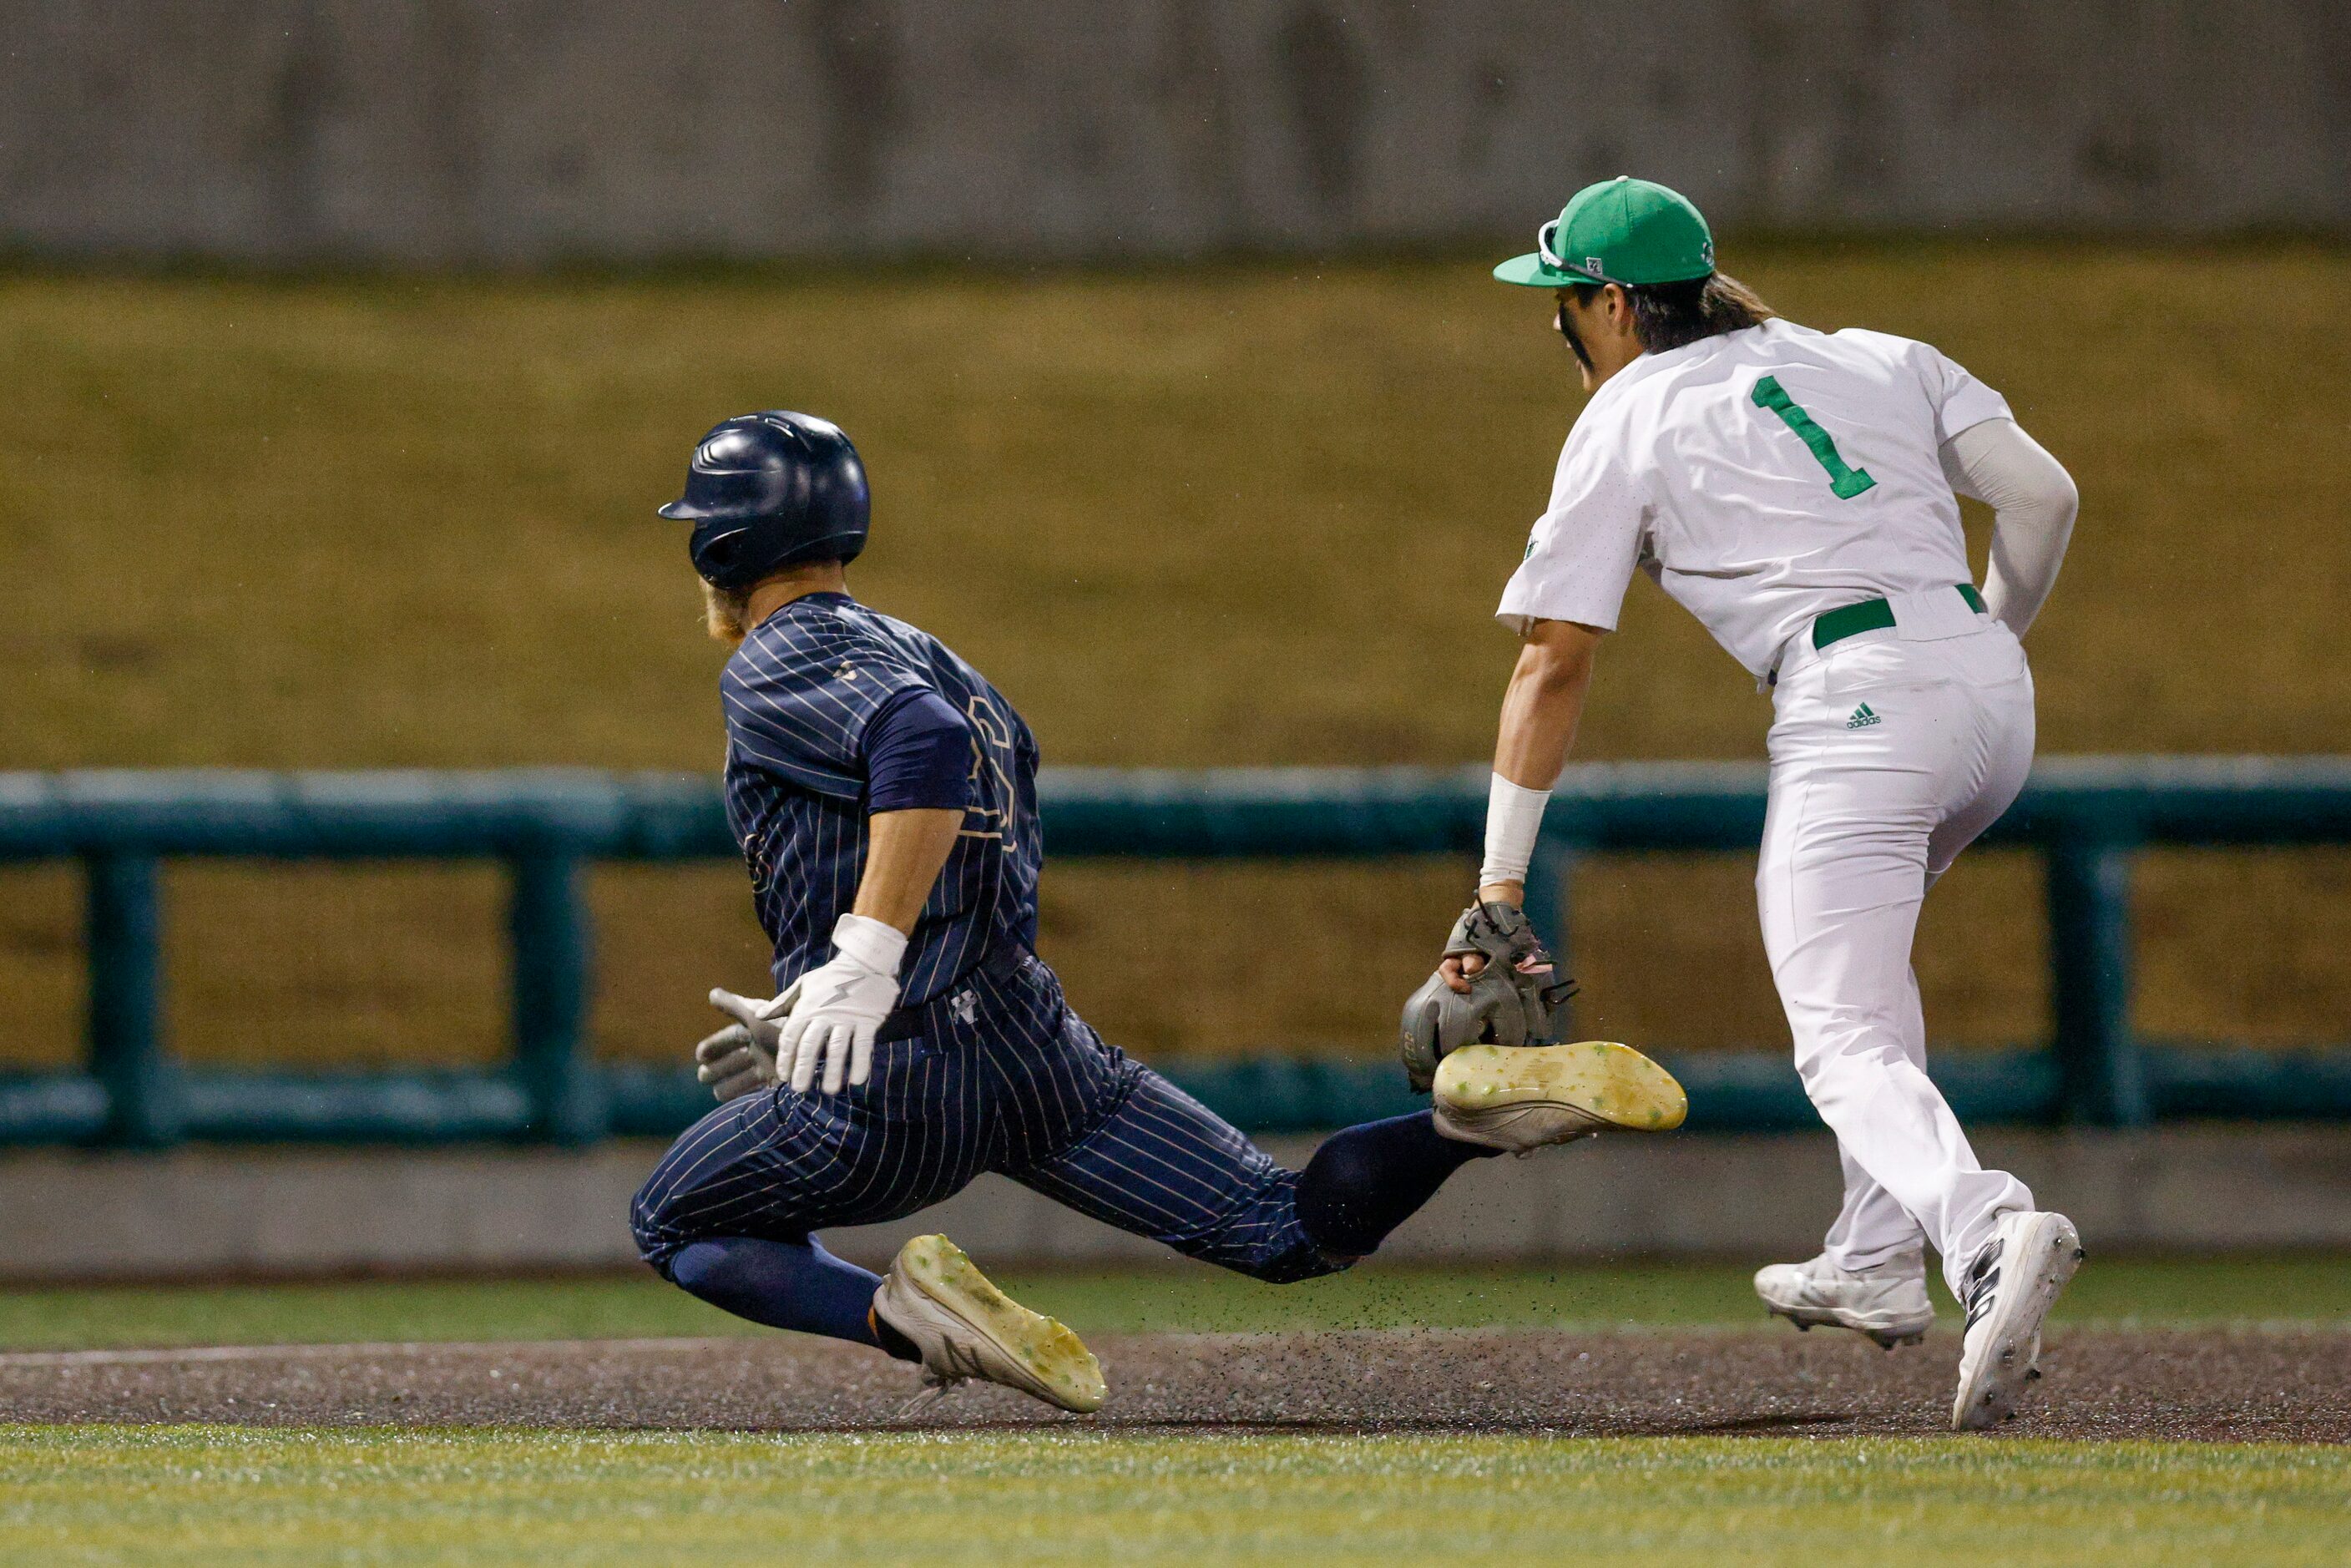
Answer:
top-left (1, 1327), bottom-right (2342, 1442)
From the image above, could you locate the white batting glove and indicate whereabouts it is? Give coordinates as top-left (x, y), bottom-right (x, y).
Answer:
top-left (761, 914), bottom-right (908, 1095)
top-left (695, 985), bottom-right (791, 1101)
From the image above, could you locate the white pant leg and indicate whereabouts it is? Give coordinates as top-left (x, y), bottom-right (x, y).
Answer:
top-left (1820, 963), bottom-right (1931, 1271)
top-left (1757, 626), bottom-right (2037, 1297)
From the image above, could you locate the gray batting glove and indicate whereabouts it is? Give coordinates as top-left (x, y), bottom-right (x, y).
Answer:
top-left (696, 985), bottom-right (791, 1102)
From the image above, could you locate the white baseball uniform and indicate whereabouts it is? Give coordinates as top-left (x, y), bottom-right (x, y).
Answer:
top-left (1497, 316), bottom-right (2076, 1295)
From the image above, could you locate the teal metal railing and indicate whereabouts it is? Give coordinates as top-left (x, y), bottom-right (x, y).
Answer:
top-left (2, 756), bottom-right (2347, 1146)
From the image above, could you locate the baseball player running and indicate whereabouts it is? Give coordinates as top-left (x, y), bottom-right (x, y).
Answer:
top-left (1427, 177), bottom-right (2086, 1429)
top-left (629, 411), bottom-right (1688, 1414)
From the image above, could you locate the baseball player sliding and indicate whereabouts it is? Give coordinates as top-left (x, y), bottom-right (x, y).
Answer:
top-left (629, 412), bottom-right (1688, 1414)
top-left (1428, 177), bottom-right (2086, 1429)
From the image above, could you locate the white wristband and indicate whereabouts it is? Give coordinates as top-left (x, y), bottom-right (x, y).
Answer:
top-left (830, 913), bottom-right (909, 977)
top-left (1478, 773), bottom-right (1552, 890)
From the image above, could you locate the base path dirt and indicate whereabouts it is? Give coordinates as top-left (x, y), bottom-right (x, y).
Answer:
top-left (0, 1328), bottom-right (2342, 1443)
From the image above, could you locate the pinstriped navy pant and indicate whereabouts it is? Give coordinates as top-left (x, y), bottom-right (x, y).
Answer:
top-left (630, 953), bottom-right (1339, 1285)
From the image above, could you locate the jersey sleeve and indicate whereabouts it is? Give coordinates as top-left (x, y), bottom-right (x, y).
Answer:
top-left (722, 634), bottom-right (937, 802)
top-left (864, 686), bottom-right (977, 813)
top-left (1919, 342), bottom-right (2013, 444)
top-left (1495, 427), bottom-right (1649, 637)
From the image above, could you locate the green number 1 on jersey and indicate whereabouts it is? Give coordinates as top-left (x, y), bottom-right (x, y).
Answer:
top-left (1751, 376), bottom-right (1877, 499)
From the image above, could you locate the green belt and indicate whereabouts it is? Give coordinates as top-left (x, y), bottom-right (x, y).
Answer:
top-left (1812, 584), bottom-right (1986, 652)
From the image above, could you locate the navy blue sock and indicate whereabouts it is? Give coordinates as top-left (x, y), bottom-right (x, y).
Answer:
top-left (1294, 1110), bottom-right (1499, 1258)
top-left (664, 1235), bottom-right (919, 1360)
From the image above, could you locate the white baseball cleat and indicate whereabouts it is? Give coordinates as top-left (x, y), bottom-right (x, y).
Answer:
top-left (1431, 1040), bottom-right (1687, 1153)
top-left (1951, 1210), bottom-right (2084, 1431)
top-left (872, 1232), bottom-right (1106, 1415)
top-left (1754, 1251), bottom-right (1936, 1348)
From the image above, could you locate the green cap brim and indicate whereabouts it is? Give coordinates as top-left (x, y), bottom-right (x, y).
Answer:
top-left (1493, 251), bottom-right (1599, 288)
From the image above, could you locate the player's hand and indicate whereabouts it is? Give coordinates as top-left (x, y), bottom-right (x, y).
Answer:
top-left (693, 1023), bottom-right (773, 1100)
top-left (1442, 883), bottom-right (1520, 991)
top-left (759, 915), bottom-right (908, 1095)
top-left (1439, 953), bottom-right (1484, 994)
top-left (762, 956), bottom-right (898, 1094)
top-left (695, 986), bottom-right (790, 1101)
top-left (1400, 900), bottom-right (1576, 1091)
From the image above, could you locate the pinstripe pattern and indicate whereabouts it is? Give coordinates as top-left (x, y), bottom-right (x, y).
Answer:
top-left (724, 592), bottom-right (1039, 1006)
top-left (646, 593), bottom-right (1335, 1287)
top-left (631, 954), bottom-right (1336, 1284)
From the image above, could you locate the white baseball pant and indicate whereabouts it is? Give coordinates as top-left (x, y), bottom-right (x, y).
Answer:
top-left (1757, 594), bottom-right (2037, 1297)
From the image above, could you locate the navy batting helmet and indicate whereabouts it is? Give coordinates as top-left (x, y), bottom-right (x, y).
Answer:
top-left (659, 412), bottom-right (870, 589)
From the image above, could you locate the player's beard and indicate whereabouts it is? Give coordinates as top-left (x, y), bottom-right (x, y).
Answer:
top-left (700, 579), bottom-right (751, 646)
top-left (1555, 301), bottom-right (1594, 373)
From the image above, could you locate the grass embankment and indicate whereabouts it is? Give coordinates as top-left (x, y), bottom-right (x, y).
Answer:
top-left (1, 1257), bottom-right (2343, 1351)
top-left (1, 248), bottom-right (2346, 1069)
top-left (0, 1428), bottom-right (2343, 1566)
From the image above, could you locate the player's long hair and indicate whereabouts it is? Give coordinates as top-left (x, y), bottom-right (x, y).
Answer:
top-left (1573, 273), bottom-right (1777, 356)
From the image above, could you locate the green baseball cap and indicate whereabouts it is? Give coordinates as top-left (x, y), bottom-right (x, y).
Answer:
top-left (1494, 176), bottom-right (1716, 289)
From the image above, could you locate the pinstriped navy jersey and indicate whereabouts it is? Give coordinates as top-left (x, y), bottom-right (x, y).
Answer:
top-left (722, 593), bottom-right (1041, 1005)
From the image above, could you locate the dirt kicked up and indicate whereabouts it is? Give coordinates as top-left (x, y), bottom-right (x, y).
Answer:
top-left (1, 1327), bottom-right (2342, 1444)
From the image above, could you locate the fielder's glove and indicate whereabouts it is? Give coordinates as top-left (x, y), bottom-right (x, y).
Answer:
top-left (760, 913), bottom-right (908, 1095)
top-left (695, 985), bottom-right (791, 1102)
top-left (1398, 901), bottom-right (1579, 1093)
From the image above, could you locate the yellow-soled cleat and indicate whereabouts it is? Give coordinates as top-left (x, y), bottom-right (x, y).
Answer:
top-left (872, 1233), bottom-right (1106, 1414)
top-left (1432, 1040), bottom-right (1688, 1152)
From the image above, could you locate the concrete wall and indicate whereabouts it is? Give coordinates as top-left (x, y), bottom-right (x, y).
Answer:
top-left (3, 2), bottom-right (2345, 266)
top-left (7, 1125), bottom-right (2346, 1281)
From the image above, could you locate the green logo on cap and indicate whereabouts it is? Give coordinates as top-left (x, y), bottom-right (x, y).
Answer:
top-left (1494, 176), bottom-right (1716, 291)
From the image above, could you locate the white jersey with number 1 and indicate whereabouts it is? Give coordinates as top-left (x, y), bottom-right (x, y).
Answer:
top-left (1498, 317), bottom-right (2012, 675)
top-left (1487, 312), bottom-right (2066, 1300)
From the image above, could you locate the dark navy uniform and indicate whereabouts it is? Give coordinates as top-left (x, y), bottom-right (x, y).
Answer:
top-left (632, 594), bottom-right (1337, 1283)
top-left (720, 593), bottom-right (1039, 1006)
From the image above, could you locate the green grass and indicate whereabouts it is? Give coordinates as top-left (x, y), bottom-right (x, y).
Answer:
top-left (0, 1426), bottom-right (2342, 1566)
top-left (2, 1257), bottom-right (2343, 1353)
top-left (1007, 1255), bottom-right (2351, 1337)
top-left (5, 1266), bottom-right (2344, 1563)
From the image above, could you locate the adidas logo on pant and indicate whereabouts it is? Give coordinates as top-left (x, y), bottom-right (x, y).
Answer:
top-left (1846, 703), bottom-right (1882, 729)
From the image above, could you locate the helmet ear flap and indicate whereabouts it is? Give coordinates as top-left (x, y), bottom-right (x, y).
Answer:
top-left (694, 527), bottom-right (744, 584)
